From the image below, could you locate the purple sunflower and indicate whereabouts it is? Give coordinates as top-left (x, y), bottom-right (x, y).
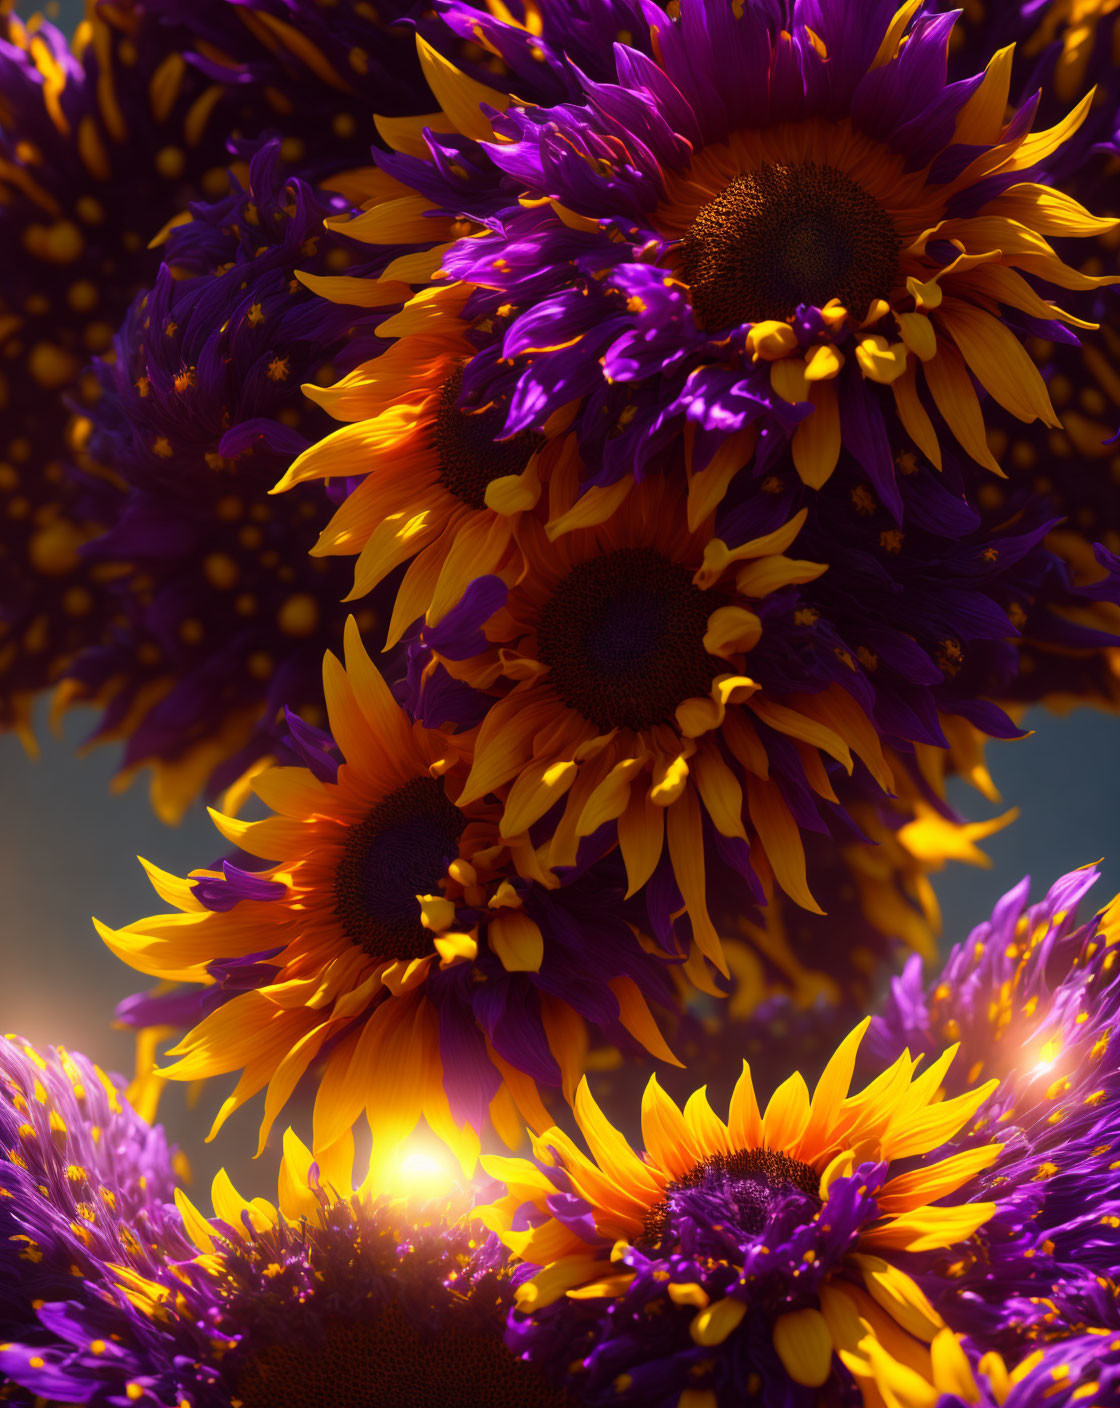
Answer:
top-left (0, 0), bottom-right (424, 746)
top-left (60, 140), bottom-right (402, 818)
top-left (1, 1081), bottom-right (570, 1408)
top-left (870, 866), bottom-right (1120, 1363)
top-left (0, 1033), bottom-right (189, 1406)
top-left (328, 0), bottom-right (1115, 501)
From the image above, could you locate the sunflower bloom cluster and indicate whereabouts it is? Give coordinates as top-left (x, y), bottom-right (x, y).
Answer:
top-left (3, 1), bottom-right (1120, 1405)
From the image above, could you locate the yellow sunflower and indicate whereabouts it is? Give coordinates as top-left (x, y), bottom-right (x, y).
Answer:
top-left (480, 1021), bottom-right (1000, 1406)
top-left (96, 618), bottom-right (680, 1169)
top-left (428, 471), bottom-right (892, 975)
top-left (274, 282), bottom-right (583, 638)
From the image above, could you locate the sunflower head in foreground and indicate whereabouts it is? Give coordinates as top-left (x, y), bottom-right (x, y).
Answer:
top-left (0, 1033), bottom-right (190, 1404)
top-left (330, 0), bottom-right (1116, 501)
top-left (96, 616), bottom-right (680, 1170)
top-left (481, 1021), bottom-right (1001, 1407)
top-left (1, 1119), bottom-right (574, 1408)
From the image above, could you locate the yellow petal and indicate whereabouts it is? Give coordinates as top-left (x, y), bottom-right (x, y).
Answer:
top-left (641, 1076), bottom-right (701, 1179)
top-left (668, 1282), bottom-right (710, 1309)
top-left (931, 1328), bottom-right (981, 1401)
top-left (871, 0), bottom-right (924, 70)
top-left (736, 555), bottom-right (828, 597)
top-left (953, 43), bottom-right (1014, 145)
top-left (691, 746), bottom-right (747, 840)
top-left (686, 426), bottom-right (755, 530)
top-left (761, 1071), bottom-right (811, 1151)
top-left (609, 975), bottom-right (682, 1066)
top-left (792, 379), bottom-right (841, 488)
top-left (488, 910), bottom-right (544, 973)
top-left (703, 604), bottom-right (763, 657)
top-left (863, 1201), bottom-right (997, 1253)
top-left (434, 930), bottom-right (478, 967)
top-left (804, 1018), bottom-right (870, 1151)
top-left (804, 343), bottom-right (844, 381)
top-left (746, 775), bottom-right (822, 914)
top-left (772, 1308), bottom-right (834, 1387)
top-left (771, 356), bottom-right (808, 403)
top-left (877, 1143), bottom-right (1002, 1214)
top-left (691, 1296), bottom-right (747, 1347)
top-left (666, 784), bottom-right (727, 973)
top-left (500, 757), bottom-right (579, 838)
top-left (728, 1061), bottom-right (763, 1148)
top-left (855, 334), bottom-right (908, 385)
top-left (576, 754), bottom-right (647, 838)
top-left (374, 109), bottom-right (456, 159)
top-left (415, 34), bottom-right (510, 142)
top-left (852, 1254), bottom-right (944, 1342)
top-left (618, 786), bottom-right (664, 897)
top-left (937, 301), bottom-right (1058, 426)
top-left (923, 344), bottom-right (1003, 475)
top-left (545, 476), bottom-right (633, 539)
top-left (893, 362), bottom-right (943, 470)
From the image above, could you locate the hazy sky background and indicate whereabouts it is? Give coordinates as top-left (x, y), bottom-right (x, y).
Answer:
top-left (5, 0), bottom-right (1119, 1189)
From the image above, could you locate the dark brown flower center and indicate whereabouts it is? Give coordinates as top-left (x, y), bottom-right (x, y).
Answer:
top-left (234, 1306), bottom-right (570, 1408)
top-left (641, 1148), bottom-right (822, 1249)
top-left (535, 547), bottom-right (720, 733)
top-left (680, 161), bottom-right (900, 329)
top-left (434, 367), bottom-right (543, 510)
top-left (334, 776), bottom-right (466, 961)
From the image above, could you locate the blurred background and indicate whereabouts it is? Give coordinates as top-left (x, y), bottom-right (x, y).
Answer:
top-left (4, 702), bottom-right (1118, 1188)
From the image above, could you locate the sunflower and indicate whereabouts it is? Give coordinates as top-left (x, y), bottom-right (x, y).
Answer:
top-left (480, 1021), bottom-right (1001, 1406)
top-left (0, 1081), bottom-right (570, 1408)
top-left (0, 1032), bottom-right (190, 1399)
top-left (422, 470), bottom-right (900, 973)
top-left (96, 616), bottom-right (678, 1170)
top-left (58, 142), bottom-right (394, 821)
top-left (273, 282), bottom-right (580, 643)
top-left (871, 867), bottom-right (1120, 1334)
top-left (321, 0), bottom-right (1115, 511)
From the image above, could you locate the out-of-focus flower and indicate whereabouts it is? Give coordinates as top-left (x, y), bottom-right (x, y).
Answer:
top-left (870, 867), bottom-right (1120, 1359)
top-left (481, 1023), bottom-right (1000, 1407)
top-left (2, 1119), bottom-right (572, 1407)
top-left (59, 142), bottom-right (397, 820)
top-left (96, 618), bottom-right (679, 1169)
top-left (0, 0), bottom-right (422, 746)
top-left (941, 0), bottom-right (1120, 717)
top-left (0, 1033), bottom-right (189, 1405)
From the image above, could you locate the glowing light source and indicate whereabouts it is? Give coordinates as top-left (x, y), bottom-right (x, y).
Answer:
top-left (372, 1136), bottom-right (461, 1204)
top-left (1031, 1037), bottom-right (1062, 1077)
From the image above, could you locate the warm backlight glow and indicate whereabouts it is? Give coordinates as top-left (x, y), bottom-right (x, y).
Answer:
top-left (375, 1137), bottom-right (462, 1204)
top-left (1030, 1037), bottom-right (1062, 1077)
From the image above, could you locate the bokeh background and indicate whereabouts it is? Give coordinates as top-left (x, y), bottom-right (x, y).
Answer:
top-left (4, 0), bottom-right (1118, 1192)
